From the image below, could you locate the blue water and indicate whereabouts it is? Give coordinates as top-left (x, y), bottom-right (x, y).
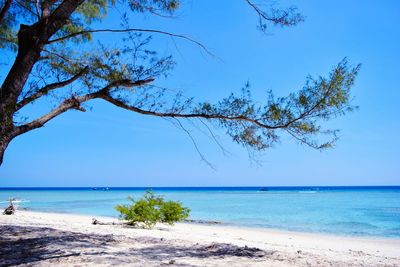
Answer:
top-left (1, 186), bottom-right (399, 238)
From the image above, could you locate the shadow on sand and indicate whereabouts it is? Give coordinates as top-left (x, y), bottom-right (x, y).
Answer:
top-left (0, 225), bottom-right (274, 266)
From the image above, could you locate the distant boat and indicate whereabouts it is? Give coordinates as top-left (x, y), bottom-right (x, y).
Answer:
top-left (259, 187), bottom-right (268, 191)
top-left (91, 187), bottom-right (109, 191)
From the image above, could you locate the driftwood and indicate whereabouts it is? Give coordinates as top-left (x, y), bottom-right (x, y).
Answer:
top-left (91, 218), bottom-right (222, 227)
top-left (92, 218), bottom-right (122, 225)
top-left (3, 200), bottom-right (15, 215)
top-left (185, 219), bottom-right (221, 225)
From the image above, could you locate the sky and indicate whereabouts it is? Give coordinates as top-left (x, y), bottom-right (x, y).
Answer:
top-left (0, 0), bottom-right (399, 187)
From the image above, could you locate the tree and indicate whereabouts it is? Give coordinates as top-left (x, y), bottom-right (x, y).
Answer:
top-left (0, 0), bottom-right (360, 166)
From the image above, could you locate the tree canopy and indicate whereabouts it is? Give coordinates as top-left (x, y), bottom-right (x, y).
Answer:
top-left (0, 0), bottom-right (360, 166)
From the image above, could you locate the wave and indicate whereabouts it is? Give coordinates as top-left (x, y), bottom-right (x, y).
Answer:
top-left (0, 199), bottom-right (30, 203)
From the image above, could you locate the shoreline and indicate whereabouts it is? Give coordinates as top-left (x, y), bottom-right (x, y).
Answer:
top-left (1, 210), bottom-right (400, 266)
top-left (20, 207), bottom-right (400, 240)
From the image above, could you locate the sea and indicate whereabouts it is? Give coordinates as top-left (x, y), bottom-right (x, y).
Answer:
top-left (1, 186), bottom-right (399, 238)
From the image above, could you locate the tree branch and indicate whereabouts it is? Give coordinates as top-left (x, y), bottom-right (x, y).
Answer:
top-left (169, 117), bottom-right (216, 169)
top-left (15, 77), bottom-right (155, 135)
top-left (47, 28), bottom-right (213, 56)
top-left (16, 94), bottom-right (93, 136)
top-left (41, 0), bottom-right (56, 18)
top-left (97, 94), bottom-right (281, 130)
top-left (16, 66), bottom-right (89, 110)
top-left (245, 0), bottom-right (274, 22)
top-left (43, 0), bottom-right (85, 39)
top-left (34, 0), bottom-right (40, 20)
top-left (14, 0), bottom-right (37, 17)
top-left (0, 0), bottom-right (12, 25)
top-left (244, 0), bottom-right (303, 30)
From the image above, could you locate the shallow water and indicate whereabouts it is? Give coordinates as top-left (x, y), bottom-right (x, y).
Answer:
top-left (1, 186), bottom-right (399, 238)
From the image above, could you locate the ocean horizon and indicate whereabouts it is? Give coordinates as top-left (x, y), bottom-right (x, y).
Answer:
top-left (1, 186), bottom-right (399, 238)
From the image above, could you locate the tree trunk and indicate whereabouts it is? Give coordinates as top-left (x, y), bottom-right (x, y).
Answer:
top-left (0, 23), bottom-right (49, 167)
top-left (1, 23), bottom-right (45, 118)
top-left (1, 0), bottom-right (86, 112)
top-left (0, 133), bottom-right (12, 166)
top-left (0, 103), bottom-right (14, 166)
top-left (0, 0), bottom-right (12, 25)
top-left (0, 0), bottom-right (85, 166)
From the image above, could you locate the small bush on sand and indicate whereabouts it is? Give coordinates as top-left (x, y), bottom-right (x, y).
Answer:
top-left (115, 191), bottom-right (190, 228)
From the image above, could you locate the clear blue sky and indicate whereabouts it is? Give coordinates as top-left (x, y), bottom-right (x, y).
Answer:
top-left (0, 0), bottom-right (399, 187)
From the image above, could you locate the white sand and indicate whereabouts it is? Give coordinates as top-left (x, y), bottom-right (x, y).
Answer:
top-left (1, 210), bottom-right (399, 266)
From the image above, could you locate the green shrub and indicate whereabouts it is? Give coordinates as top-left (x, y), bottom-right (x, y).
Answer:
top-left (115, 191), bottom-right (190, 228)
top-left (160, 200), bottom-right (191, 224)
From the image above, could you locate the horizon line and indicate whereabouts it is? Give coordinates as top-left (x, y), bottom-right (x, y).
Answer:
top-left (0, 185), bottom-right (399, 189)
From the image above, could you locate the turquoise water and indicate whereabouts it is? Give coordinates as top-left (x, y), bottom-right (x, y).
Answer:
top-left (0, 187), bottom-right (399, 238)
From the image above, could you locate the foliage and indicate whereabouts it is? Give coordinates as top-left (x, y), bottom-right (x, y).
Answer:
top-left (194, 58), bottom-right (360, 150)
top-left (0, 0), bottom-right (360, 166)
top-left (115, 191), bottom-right (190, 228)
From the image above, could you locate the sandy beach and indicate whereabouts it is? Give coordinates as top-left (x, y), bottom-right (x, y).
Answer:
top-left (0, 211), bottom-right (399, 266)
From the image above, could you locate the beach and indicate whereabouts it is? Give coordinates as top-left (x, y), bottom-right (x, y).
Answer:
top-left (1, 1), bottom-right (399, 266)
top-left (1, 211), bottom-right (399, 266)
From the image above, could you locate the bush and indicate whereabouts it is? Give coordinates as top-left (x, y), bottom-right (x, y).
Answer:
top-left (115, 191), bottom-right (190, 228)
